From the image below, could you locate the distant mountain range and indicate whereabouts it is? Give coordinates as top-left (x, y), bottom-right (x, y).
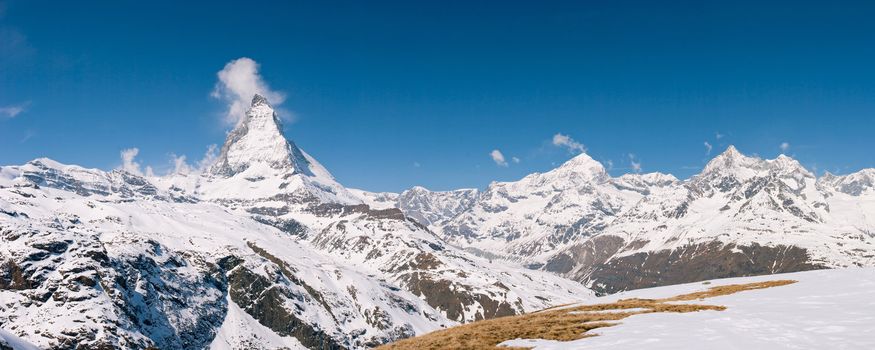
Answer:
top-left (1, 95), bottom-right (873, 349)
top-left (365, 142), bottom-right (875, 295)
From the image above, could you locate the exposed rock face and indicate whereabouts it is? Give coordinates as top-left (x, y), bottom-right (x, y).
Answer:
top-left (0, 226), bottom-right (227, 350)
top-left (395, 187), bottom-right (478, 227)
top-left (542, 235), bottom-right (625, 275)
top-left (0, 94), bottom-right (593, 349)
top-left (391, 146), bottom-right (875, 293)
top-left (225, 261), bottom-right (345, 350)
top-left (398, 272), bottom-right (518, 322)
top-left (581, 242), bottom-right (825, 294)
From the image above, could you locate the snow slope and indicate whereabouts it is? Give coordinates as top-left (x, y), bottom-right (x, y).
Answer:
top-left (501, 267), bottom-right (875, 349)
top-left (0, 95), bottom-right (593, 349)
top-left (389, 146), bottom-right (875, 293)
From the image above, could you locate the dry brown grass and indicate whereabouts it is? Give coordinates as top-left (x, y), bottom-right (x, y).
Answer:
top-left (377, 279), bottom-right (796, 350)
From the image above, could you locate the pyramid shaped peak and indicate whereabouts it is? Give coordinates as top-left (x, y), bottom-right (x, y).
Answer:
top-left (209, 95), bottom-right (302, 177)
top-left (251, 93), bottom-right (271, 108)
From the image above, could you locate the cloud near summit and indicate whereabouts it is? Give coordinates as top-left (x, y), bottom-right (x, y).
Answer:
top-left (211, 57), bottom-right (286, 125)
top-left (552, 133), bottom-right (586, 154)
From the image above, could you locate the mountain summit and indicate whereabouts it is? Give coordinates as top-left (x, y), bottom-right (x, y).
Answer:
top-left (200, 94), bottom-right (357, 203)
top-left (210, 94), bottom-right (312, 177)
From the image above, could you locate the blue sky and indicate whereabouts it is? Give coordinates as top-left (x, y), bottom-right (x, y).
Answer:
top-left (1, 0), bottom-right (874, 192)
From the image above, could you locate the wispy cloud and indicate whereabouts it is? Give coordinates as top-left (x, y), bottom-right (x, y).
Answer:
top-left (715, 132), bottom-right (724, 140)
top-left (512, 156), bottom-right (520, 164)
top-left (0, 101), bottom-right (29, 118)
top-left (169, 154), bottom-right (192, 175)
top-left (122, 144), bottom-right (219, 177)
top-left (552, 133), bottom-right (586, 154)
top-left (212, 57), bottom-right (286, 125)
top-left (196, 145), bottom-right (218, 172)
top-left (20, 129), bottom-right (35, 143)
top-left (413, 161), bottom-right (421, 168)
top-left (490, 149), bottom-right (508, 167)
top-left (704, 141), bottom-right (713, 155)
top-left (780, 142), bottom-right (790, 153)
top-left (168, 145), bottom-right (219, 175)
top-left (628, 153), bottom-right (642, 173)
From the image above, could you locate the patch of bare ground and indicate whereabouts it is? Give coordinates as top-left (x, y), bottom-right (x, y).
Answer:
top-left (377, 279), bottom-right (796, 350)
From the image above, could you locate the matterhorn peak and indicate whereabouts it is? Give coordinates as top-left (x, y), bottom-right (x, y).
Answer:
top-left (250, 93), bottom-right (271, 107)
top-left (208, 93), bottom-right (311, 177)
top-left (201, 94), bottom-right (361, 204)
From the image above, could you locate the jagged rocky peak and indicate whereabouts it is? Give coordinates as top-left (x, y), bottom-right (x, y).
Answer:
top-left (209, 94), bottom-right (314, 177)
top-left (704, 146), bottom-right (812, 178)
top-left (820, 168), bottom-right (875, 196)
top-left (612, 172), bottom-right (678, 194)
top-left (768, 154), bottom-right (814, 178)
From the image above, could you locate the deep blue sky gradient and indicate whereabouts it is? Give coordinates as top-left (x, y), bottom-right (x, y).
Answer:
top-left (1, 0), bottom-right (874, 191)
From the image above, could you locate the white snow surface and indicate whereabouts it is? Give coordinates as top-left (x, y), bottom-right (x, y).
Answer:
top-left (501, 268), bottom-right (875, 349)
top-left (0, 328), bottom-right (40, 350)
top-left (385, 145), bottom-right (875, 275)
top-left (0, 95), bottom-right (594, 349)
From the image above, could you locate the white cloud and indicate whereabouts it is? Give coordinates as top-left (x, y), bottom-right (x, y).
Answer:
top-left (413, 161), bottom-right (421, 168)
top-left (120, 148), bottom-right (142, 175)
top-left (490, 149), bottom-right (508, 167)
top-left (165, 145), bottom-right (219, 176)
top-left (212, 57), bottom-right (286, 125)
top-left (0, 101), bottom-right (29, 118)
top-left (120, 144), bottom-right (220, 178)
top-left (715, 132), bottom-right (724, 140)
top-left (512, 156), bottom-right (520, 164)
top-left (628, 153), bottom-right (642, 173)
top-left (780, 142), bottom-right (790, 153)
top-left (169, 154), bottom-right (192, 175)
top-left (704, 141), bottom-right (713, 155)
top-left (552, 133), bottom-right (586, 154)
top-left (119, 148), bottom-right (153, 177)
top-left (606, 160), bottom-right (614, 171)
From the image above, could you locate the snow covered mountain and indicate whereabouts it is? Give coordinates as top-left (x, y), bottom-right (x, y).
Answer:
top-left (0, 95), bottom-right (593, 349)
top-left (3, 93), bottom-right (873, 348)
top-left (389, 146), bottom-right (875, 294)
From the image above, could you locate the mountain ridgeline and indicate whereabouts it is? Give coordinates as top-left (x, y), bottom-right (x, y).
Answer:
top-left (368, 145), bottom-right (875, 294)
top-left (0, 96), bottom-right (591, 349)
top-left (1, 94), bottom-right (873, 349)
